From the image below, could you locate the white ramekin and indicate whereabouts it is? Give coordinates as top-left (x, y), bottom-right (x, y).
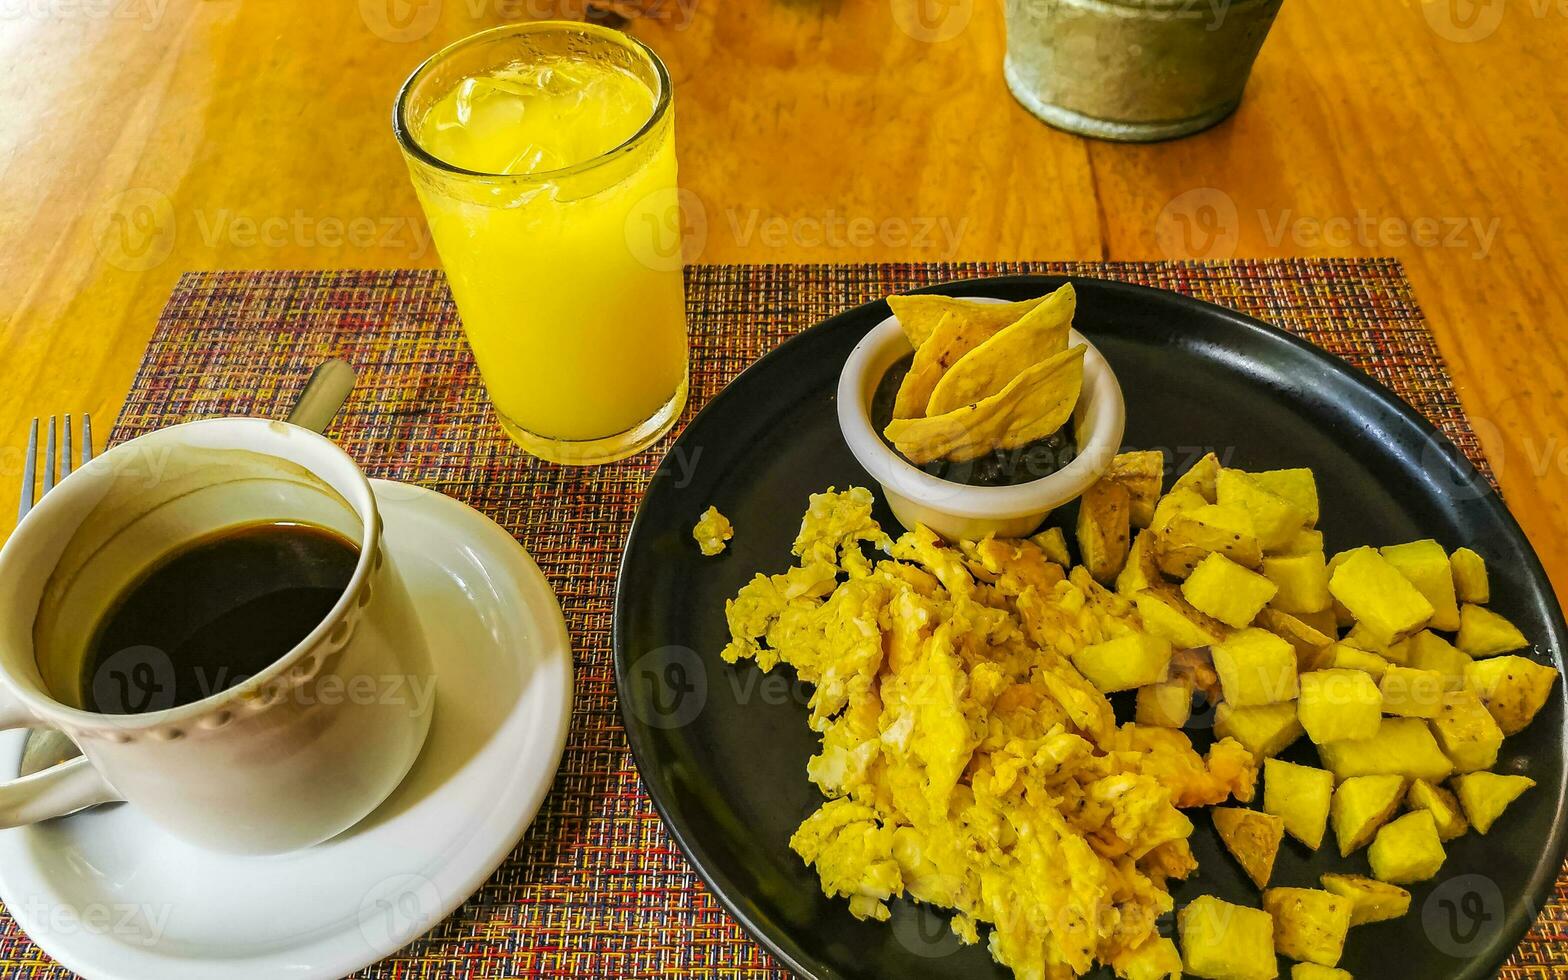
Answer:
top-left (838, 299), bottom-right (1126, 541)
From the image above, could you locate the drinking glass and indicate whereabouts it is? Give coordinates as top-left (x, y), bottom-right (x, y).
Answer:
top-left (395, 22), bottom-right (688, 464)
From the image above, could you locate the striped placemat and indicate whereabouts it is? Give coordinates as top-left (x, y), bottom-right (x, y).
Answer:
top-left (0, 261), bottom-right (1559, 978)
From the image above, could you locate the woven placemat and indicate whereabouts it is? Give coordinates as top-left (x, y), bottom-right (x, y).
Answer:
top-left (0, 260), bottom-right (1559, 978)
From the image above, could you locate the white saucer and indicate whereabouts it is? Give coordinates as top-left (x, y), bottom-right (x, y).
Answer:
top-left (0, 480), bottom-right (573, 980)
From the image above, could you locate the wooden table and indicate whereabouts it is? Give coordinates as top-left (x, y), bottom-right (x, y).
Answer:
top-left (3, 0), bottom-right (1564, 593)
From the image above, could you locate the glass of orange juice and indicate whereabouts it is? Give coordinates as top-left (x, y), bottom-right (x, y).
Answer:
top-left (394, 22), bottom-right (688, 464)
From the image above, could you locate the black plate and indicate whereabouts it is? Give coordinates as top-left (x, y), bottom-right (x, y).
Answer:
top-left (614, 275), bottom-right (1568, 979)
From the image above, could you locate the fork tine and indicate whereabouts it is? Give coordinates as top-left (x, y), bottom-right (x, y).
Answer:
top-left (60, 416), bottom-right (72, 479)
top-left (81, 414), bottom-right (93, 466)
top-left (41, 416), bottom-right (56, 495)
top-left (18, 418), bottom-right (37, 521)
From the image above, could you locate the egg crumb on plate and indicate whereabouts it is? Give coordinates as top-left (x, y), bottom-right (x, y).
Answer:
top-left (719, 487), bottom-right (1258, 979)
top-left (693, 505), bottom-right (734, 556)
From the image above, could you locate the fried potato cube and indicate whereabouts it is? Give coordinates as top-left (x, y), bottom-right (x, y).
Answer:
top-left (1264, 758), bottom-right (1334, 850)
top-left (1315, 644), bottom-right (1392, 680)
top-left (1256, 608), bottom-right (1335, 671)
top-left (1158, 503), bottom-right (1263, 577)
top-left (1298, 669), bottom-right (1382, 744)
top-left (1331, 774), bottom-right (1405, 856)
top-left (1078, 479), bottom-right (1132, 585)
top-left (1464, 655), bottom-right (1558, 735)
top-left (1136, 585), bottom-right (1229, 650)
top-left (1214, 806), bottom-right (1285, 889)
top-left (1150, 486), bottom-right (1209, 534)
top-left (1217, 468), bottom-right (1309, 553)
top-left (1455, 603), bottom-right (1530, 657)
top-left (1115, 936), bottom-right (1184, 980)
top-left (1317, 717), bottom-right (1455, 783)
top-left (1379, 665), bottom-right (1446, 719)
top-left (1326, 546), bottom-right (1372, 629)
top-left (1368, 810), bottom-right (1446, 884)
top-left (1262, 887), bottom-right (1352, 967)
top-left (1380, 539), bottom-right (1461, 632)
top-left (1029, 525), bottom-right (1071, 567)
top-left (1431, 689), bottom-right (1504, 773)
top-left (1217, 702), bottom-right (1304, 759)
top-left (1106, 450), bottom-right (1165, 527)
top-left (1137, 678), bottom-right (1194, 728)
top-left (1278, 528), bottom-right (1326, 556)
top-left (1294, 607), bottom-right (1340, 637)
top-left (1405, 630), bottom-right (1470, 691)
top-left (1449, 546), bottom-right (1490, 604)
top-left (1320, 872), bottom-right (1412, 925)
top-left (1183, 553), bottom-right (1280, 628)
top-left (1405, 778), bottom-right (1468, 840)
top-left (1118, 529), bottom-right (1161, 596)
top-left (1262, 550), bottom-right (1332, 615)
top-left (1253, 468), bottom-right (1320, 528)
top-left (1179, 895), bottom-right (1278, 980)
top-left (1171, 451), bottom-right (1222, 503)
top-left (1291, 966), bottom-right (1351, 980)
top-left (1328, 549), bottom-right (1435, 644)
top-left (1452, 771), bottom-right (1536, 834)
top-left (1214, 629), bottom-right (1300, 707)
top-left (1073, 632), bottom-right (1172, 693)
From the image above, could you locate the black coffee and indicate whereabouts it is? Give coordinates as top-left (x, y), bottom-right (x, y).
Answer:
top-left (83, 521), bottom-right (359, 714)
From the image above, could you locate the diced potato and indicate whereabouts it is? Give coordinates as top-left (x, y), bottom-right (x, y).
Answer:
top-left (1263, 551), bottom-right (1332, 615)
top-left (1078, 479), bottom-right (1132, 585)
top-left (1291, 966), bottom-right (1351, 980)
top-left (1252, 468), bottom-right (1320, 529)
top-left (1264, 758), bottom-right (1334, 850)
top-left (1278, 528), bottom-right (1326, 557)
top-left (1214, 629), bottom-right (1300, 707)
top-left (1315, 644), bottom-right (1392, 680)
top-left (1328, 549), bottom-right (1434, 644)
top-left (1137, 679), bottom-right (1194, 728)
top-left (1073, 632), bottom-right (1173, 693)
top-left (1320, 872), bottom-right (1412, 925)
top-left (1455, 604), bottom-right (1530, 657)
top-left (1136, 585), bottom-right (1229, 650)
top-left (1452, 771), bottom-right (1536, 834)
top-left (1150, 487), bottom-right (1208, 534)
top-left (1326, 547), bottom-right (1372, 629)
top-left (1170, 451), bottom-right (1221, 503)
top-left (1379, 665), bottom-right (1446, 719)
top-left (1256, 609), bottom-right (1335, 671)
top-left (1115, 936), bottom-right (1184, 980)
top-left (1183, 554), bottom-right (1279, 629)
top-left (1330, 774), bottom-right (1405, 856)
top-left (1030, 525), bottom-right (1072, 567)
top-left (1464, 655), bottom-right (1559, 735)
top-left (1105, 450), bottom-right (1165, 528)
top-left (1430, 690), bottom-right (1504, 774)
top-left (1405, 630), bottom-right (1470, 691)
top-left (1368, 810), bottom-right (1446, 884)
top-left (1340, 622), bottom-right (1391, 656)
top-left (1158, 504), bottom-right (1263, 577)
top-left (1295, 607), bottom-right (1340, 637)
top-left (1178, 895), bottom-right (1278, 980)
top-left (1218, 469), bottom-right (1309, 552)
top-left (1317, 718), bottom-right (1454, 784)
top-left (1117, 529), bottom-right (1160, 596)
top-left (1380, 539), bottom-right (1461, 632)
top-left (1449, 546), bottom-right (1489, 604)
top-left (1405, 778), bottom-right (1468, 840)
top-left (1298, 669), bottom-right (1382, 744)
top-left (1262, 887), bottom-right (1352, 967)
top-left (1214, 806), bottom-right (1285, 889)
top-left (1216, 702), bottom-right (1304, 759)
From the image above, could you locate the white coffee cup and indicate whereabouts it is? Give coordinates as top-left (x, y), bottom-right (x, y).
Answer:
top-left (0, 418), bottom-right (435, 854)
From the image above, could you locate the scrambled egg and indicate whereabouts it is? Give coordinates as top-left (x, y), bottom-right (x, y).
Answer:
top-left (721, 488), bottom-right (1256, 980)
top-left (693, 505), bottom-right (734, 556)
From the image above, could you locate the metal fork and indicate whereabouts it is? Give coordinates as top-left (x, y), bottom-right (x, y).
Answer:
top-left (17, 415), bottom-right (93, 777)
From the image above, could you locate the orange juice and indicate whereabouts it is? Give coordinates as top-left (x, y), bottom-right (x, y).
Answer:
top-left (396, 24), bottom-right (688, 463)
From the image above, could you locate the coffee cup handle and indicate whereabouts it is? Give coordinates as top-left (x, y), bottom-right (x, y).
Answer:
top-left (0, 686), bottom-right (122, 827)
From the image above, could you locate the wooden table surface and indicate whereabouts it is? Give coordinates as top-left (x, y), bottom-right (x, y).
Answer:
top-left (2, 0), bottom-right (1564, 593)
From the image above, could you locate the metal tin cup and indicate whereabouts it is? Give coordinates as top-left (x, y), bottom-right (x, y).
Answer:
top-left (1003, 0), bottom-right (1285, 142)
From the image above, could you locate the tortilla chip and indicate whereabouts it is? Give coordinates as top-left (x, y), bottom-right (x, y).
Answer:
top-left (925, 284), bottom-right (1076, 416)
top-left (894, 312), bottom-right (988, 419)
top-left (887, 293), bottom-right (1050, 348)
top-left (885, 344), bottom-right (1086, 463)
